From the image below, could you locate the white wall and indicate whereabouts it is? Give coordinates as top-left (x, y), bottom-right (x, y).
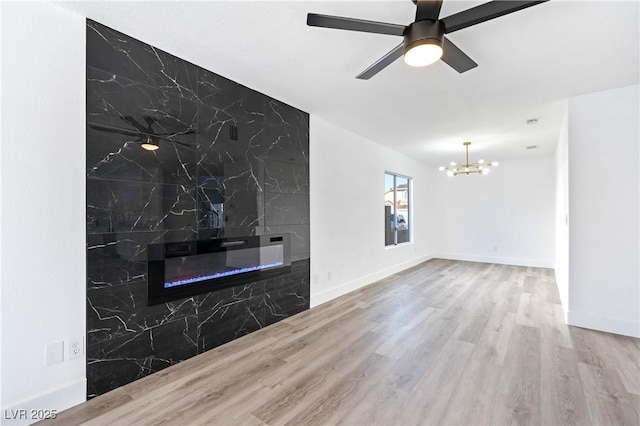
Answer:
top-left (554, 104), bottom-right (570, 314)
top-left (434, 156), bottom-right (556, 268)
top-left (567, 84), bottom-right (640, 337)
top-left (309, 116), bottom-right (437, 306)
top-left (1, 2), bottom-right (86, 422)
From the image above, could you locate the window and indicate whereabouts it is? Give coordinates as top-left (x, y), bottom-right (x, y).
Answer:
top-left (385, 172), bottom-right (411, 246)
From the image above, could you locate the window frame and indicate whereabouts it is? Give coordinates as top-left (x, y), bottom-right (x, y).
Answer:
top-left (384, 171), bottom-right (412, 247)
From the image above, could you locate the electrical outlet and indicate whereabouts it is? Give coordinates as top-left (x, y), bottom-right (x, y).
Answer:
top-left (68, 336), bottom-right (84, 360)
top-left (327, 271), bottom-right (333, 281)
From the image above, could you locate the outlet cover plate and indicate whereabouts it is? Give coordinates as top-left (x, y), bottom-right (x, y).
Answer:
top-left (68, 336), bottom-right (84, 360)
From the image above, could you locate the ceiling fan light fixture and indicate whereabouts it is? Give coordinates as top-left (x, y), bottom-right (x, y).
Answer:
top-left (141, 143), bottom-right (159, 151)
top-left (403, 40), bottom-right (443, 67)
top-left (402, 20), bottom-right (445, 68)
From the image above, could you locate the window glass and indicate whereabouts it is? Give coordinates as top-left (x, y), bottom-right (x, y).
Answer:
top-left (385, 173), bottom-right (411, 246)
top-left (396, 176), bottom-right (410, 244)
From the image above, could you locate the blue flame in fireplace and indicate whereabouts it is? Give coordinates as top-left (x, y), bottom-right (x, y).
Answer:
top-left (164, 261), bottom-right (284, 289)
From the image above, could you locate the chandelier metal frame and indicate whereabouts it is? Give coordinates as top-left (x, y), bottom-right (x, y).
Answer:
top-left (439, 142), bottom-right (498, 177)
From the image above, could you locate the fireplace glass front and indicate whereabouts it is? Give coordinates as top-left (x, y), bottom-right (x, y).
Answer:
top-left (147, 235), bottom-right (291, 305)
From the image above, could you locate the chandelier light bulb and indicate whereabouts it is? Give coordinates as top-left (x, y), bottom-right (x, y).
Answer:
top-left (492, 161), bottom-right (499, 167)
top-left (438, 142), bottom-right (498, 177)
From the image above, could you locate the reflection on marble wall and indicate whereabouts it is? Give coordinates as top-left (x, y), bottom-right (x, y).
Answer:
top-left (86, 19), bottom-right (310, 397)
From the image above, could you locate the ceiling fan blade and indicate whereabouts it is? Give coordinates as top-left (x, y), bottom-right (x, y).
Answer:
top-left (356, 43), bottom-right (405, 80)
top-left (141, 134), bottom-right (192, 147)
top-left (441, 37), bottom-right (478, 73)
top-left (121, 115), bottom-right (147, 132)
top-left (415, 0), bottom-right (443, 21)
top-left (441, 0), bottom-right (549, 34)
top-left (88, 122), bottom-right (141, 137)
top-left (89, 122), bottom-right (195, 141)
top-left (176, 129), bottom-right (196, 136)
top-left (307, 13), bottom-right (405, 36)
top-left (143, 115), bottom-right (159, 130)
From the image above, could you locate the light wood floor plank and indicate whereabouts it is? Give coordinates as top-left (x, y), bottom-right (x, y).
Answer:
top-left (603, 332), bottom-right (640, 396)
top-left (578, 362), bottom-right (640, 425)
top-left (491, 324), bottom-right (542, 425)
top-left (455, 296), bottom-right (496, 344)
top-left (473, 309), bottom-right (516, 367)
top-left (540, 302), bottom-right (574, 349)
top-left (540, 345), bottom-right (589, 425)
top-left (41, 259), bottom-right (640, 426)
top-left (283, 353), bottom-right (393, 425)
top-left (390, 318), bottom-right (460, 394)
top-left (334, 371), bottom-right (410, 426)
top-left (252, 330), bottom-right (388, 425)
top-left (515, 292), bottom-right (542, 328)
top-left (373, 306), bottom-right (440, 359)
top-left (439, 359), bottom-right (503, 425)
top-left (395, 339), bottom-right (476, 425)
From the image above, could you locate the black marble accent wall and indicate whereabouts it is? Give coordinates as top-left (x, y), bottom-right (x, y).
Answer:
top-left (86, 20), bottom-right (310, 398)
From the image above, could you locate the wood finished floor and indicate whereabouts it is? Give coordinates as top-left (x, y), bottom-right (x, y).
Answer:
top-left (45, 259), bottom-right (640, 426)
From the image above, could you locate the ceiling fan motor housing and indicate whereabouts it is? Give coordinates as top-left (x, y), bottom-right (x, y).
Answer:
top-left (403, 19), bottom-right (445, 53)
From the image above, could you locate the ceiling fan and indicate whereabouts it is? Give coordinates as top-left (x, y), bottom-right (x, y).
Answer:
top-left (307, 0), bottom-right (549, 79)
top-left (88, 116), bottom-right (195, 151)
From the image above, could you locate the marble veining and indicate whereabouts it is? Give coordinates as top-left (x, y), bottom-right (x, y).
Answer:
top-left (87, 21), bottom-right (198, 100)
top-left (86, 19), bottom-right (309, 397)
top-left (87, 180), bottom-right (197, 233)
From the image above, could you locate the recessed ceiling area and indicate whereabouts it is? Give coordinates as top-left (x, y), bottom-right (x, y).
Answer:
top-left (58, 0), bottom-right (639, 167)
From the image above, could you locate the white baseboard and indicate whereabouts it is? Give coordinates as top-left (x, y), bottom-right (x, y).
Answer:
top-left (1, 379), bottom-right (86, 426)
top-left (567, 310), bottom-right (640, 338)
top-left (310, 254), bottom-right (434, 308)
top-left (435, 253), bottom-right (554, 269)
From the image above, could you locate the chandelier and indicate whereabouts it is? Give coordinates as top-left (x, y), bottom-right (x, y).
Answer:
top-left (439, 142), bottom-right (498, 177)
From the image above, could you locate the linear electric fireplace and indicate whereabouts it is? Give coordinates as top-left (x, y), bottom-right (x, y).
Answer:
top-left (147, 235), bottom-right (291, 305)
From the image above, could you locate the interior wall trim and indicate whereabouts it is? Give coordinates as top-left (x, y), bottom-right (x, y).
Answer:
top-left (310, 254), bottom-right (434, 308)
top-left (1, 379), bottom-right (86, 426)
top-left (567, 310), bottom-right (640, 338)
top-left (435, 253), bottom-right (554, 269)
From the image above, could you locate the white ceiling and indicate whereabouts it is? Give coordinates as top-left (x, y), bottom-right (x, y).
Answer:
top-left (58, 0), bottom-right (639, 167)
